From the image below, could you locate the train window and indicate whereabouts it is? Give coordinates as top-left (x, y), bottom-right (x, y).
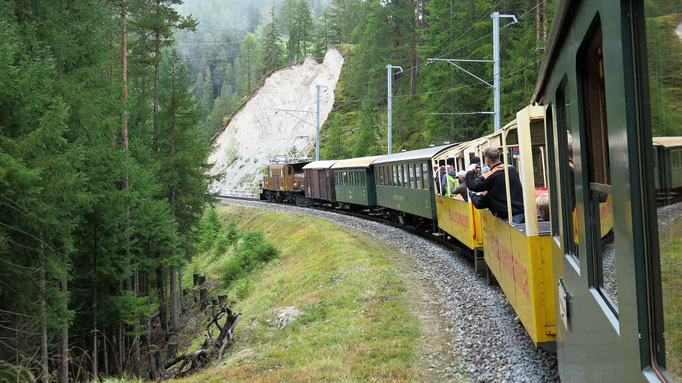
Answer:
top-left (556, 76), bottom-right (579, 267)
top-left (343, 171), bottom-right (347, 186)
top-left (646, 4), bottom-right (682, 377)
top-left (396, 165), bottom-right (402, 187)
top-left (578, 20), bottom-right (617, 313)
top-left (415, 164), bottom-right (422, 189)
top-left (546, 105), bottom-right (559, 237)
top-left (402, 165), bottom-right (408, 188)
top-left (422, 164), bottom-right (429, 190)
top-left (409, 165), bottom-right (416, 189)
top-left (361, 172), bottom-right (365, 187)
top-left (288, 167), bottom-right (292, 176)
top-left (269, 169), bottom-right (272, 177)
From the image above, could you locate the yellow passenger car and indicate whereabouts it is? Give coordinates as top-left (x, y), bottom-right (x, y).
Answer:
top-left (473, 105), bottom-right (557, 350)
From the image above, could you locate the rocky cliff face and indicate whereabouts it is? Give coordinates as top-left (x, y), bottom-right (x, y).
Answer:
top-left (208, 48), bottom-right (344, 196)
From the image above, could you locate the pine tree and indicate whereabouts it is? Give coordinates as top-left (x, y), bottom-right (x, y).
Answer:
top-left (262, 7), bottom-right (284, 74)
top-left (236, 34), bottom-right (261, 94)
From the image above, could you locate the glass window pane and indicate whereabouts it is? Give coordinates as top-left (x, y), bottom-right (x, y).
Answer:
top-left (415, 163), bottom-right (422, 189)
top-left (556, 77), bottom-right (579, 266)
top-left (423, 164), bottom-right (430, 189)
top-left (409, 165), bottom-right (416, 188)
top-left (397, 165), bottom-right (402, 187)
top-left (577, 23), bottom-right (616, 311)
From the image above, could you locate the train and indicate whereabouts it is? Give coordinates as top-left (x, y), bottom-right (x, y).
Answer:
top-left (259, 0), bottom-right (680, 381)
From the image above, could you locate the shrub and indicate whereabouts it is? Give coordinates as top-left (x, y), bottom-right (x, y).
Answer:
top-left (213, 221), bottom-right (239, 257)
top-left (222, 230), bottom-right (280, 287)
top-left (199, 207), bottom-right (222, 250)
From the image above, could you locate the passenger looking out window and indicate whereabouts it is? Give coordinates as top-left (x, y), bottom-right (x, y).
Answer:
top-left (465, 147), bottom-right (525, 223)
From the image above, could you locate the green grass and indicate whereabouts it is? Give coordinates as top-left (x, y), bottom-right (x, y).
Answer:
top-left (175, 204), bottom-right (425, 382)
top-left (661, 213), bottom-right (682, 378)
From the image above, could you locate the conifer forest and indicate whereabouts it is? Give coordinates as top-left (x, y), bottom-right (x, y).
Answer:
top-left (0, 0), bottom-right (680, 381)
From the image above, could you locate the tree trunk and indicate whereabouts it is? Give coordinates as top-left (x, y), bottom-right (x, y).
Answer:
top-left (153, 0), bottom-right (161, 151)
top-left (157, 265), bottom-right (168, 337)
top-left (40, 264), bottom-right (49, 383)
top-left (536, 0), bottom-right (541, 42)
top-left (542, 1), bottom-right (547, 42)
top-left (410, 0), bottom-right (417, 96)
top-left (170, 266), bottom-right (179, 332)
top-left (92, 230), bottom-right (98, 381)
top-left (178, 269), bottom-right (183, 312)
top-left (60, 255), bottom-right (68, 383)
top-left (103, 330), bottom-right (109, 377)
top-left (134, 270), bottom-right (140, 377)
top-left (119, 322), bottom-right (126, 376)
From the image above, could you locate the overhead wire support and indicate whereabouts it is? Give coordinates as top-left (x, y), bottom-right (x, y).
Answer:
top-left (426, 12), bottom-right (516, 132)
top-left (386, 65), bottom-right (403, 155)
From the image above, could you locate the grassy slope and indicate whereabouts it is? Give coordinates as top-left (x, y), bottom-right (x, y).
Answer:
top-left (660, 208), bottom-right (682, 377)
top-left (175, 204), bottom-right (445, 382)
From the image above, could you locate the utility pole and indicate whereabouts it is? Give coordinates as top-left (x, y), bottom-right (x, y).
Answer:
top-left (491, 12), bottom-right (517, 131)
top-left (316, 85), bottom-right (328, 161)
top-left (427, 12), bottom-right (516, 132)
top-left (386, 65), bottom-right (403, 154)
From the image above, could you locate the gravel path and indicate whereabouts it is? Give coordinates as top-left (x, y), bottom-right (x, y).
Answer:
top-left (218, 198), bottom-right (559, 382)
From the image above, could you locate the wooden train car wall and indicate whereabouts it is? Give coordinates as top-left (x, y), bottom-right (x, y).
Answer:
top-left (303, 161), bottom-right (337, 201)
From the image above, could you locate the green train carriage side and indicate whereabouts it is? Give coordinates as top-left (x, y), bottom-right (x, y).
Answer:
top-left (532, 0), bottom-right (679, 381)
top-left (372, 145), bottom-right (455, 227)
top-left (331, 156), bottom-right (381, 208)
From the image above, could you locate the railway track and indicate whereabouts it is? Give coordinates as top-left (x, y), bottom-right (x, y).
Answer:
top-left (213, 194), bottom-right (558, 382)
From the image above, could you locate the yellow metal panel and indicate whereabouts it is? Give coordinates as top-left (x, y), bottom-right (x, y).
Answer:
top-left (600, 194), bottom-right (614, 238)
top-left (436, 196), bottom-right (483, 250)
top-left (481, 210), bottom-right (556, 346)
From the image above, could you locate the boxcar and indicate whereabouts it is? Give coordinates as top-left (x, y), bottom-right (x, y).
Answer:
top-left (653, 137), bottom-right (682, 205)
top-left (532, 0), bottom-right (675, 380)
top-left (372, 144), bottom-right (454, 227)
top-left (302, 160), bottom-right (338, 202)
top-left (331, 156), bottom-right (381, 208)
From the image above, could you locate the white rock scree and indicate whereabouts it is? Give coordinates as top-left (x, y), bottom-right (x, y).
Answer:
top-left (208, 48), bottom-right (344, 196)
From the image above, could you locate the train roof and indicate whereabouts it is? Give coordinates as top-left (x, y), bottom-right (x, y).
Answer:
top-left (531, 0), bottom-right (572, 104)
top-left (653, 137), bottom-right (682, 148)
top-left (330, 156), bottom-right (383, 169)
top-left (302, 160), bottom-right (338, 169)
top-left (372, 144), bottom-right (456, 165)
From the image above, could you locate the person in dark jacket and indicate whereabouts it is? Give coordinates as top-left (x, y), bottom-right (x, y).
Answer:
top-left (465, 147), bottom-right (524, 223)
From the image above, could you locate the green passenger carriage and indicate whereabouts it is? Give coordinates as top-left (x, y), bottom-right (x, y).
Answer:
top-left (331, 156), bottom-right (381, 208)
top-left (372, 145), bottom-right (454, 225)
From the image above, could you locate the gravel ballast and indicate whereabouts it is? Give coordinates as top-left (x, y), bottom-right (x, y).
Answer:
top-left (219, 198), bottom-right (559, 382)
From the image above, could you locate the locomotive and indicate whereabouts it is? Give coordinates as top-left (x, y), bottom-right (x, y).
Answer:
top-left (259, 0), bottom-right (680, 381)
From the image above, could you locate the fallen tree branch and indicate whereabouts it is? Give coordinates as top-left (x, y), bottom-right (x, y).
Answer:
top-left (154, 304), bottom-right (241, 380)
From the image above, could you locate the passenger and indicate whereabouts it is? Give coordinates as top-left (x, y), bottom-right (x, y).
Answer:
top-left (470, 156), bottom-right (489, 174)
top-left (442, 165), bottom-right (457, 197)
top-left (437, 166), bottom-right (447, 195)
top-left (453, 170), bottom-right (468, 201)
top-left (433, 165), bottom-right (442, 195)
top-left (465, 147), bottom-right (524, 224)
top-left (537, 193), bottom-right (550, 221)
